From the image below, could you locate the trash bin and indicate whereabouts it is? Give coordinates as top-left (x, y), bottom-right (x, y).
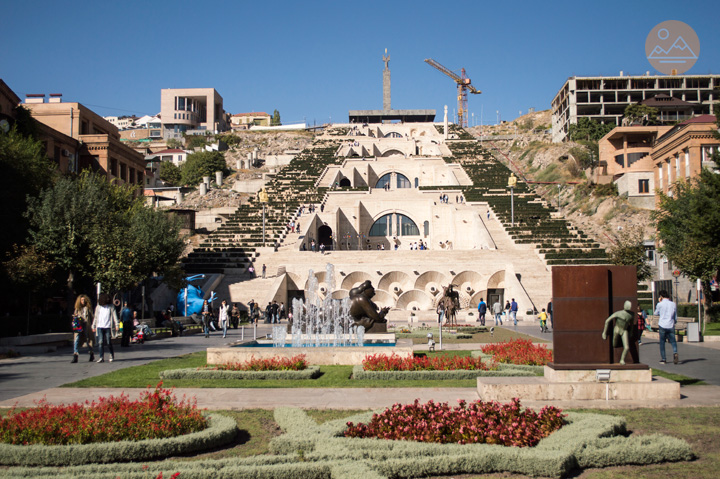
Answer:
top-left (687, 322), bottom-right (700, 342)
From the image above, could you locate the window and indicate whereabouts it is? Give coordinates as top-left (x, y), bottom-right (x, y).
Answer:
top-left (110, 158), bottom-right (118, 177)
top-left (120, 163), bottom-right (127, 181)
top-left (685, 150), bottom-right (690, 177)
top-left (369, 214), bottom-right (390, 236)
top-left (396, 173), bottom-right (411, 188)
top-left (396, 214), bottom-right (419, 236)
top-left (638, 179), bottom-right (650, 194)
top-left (375, 173), bottom-right (392, 189)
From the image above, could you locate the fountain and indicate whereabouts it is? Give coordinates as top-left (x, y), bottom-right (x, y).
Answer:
top-left (207, 264), bottom-right (413, 365)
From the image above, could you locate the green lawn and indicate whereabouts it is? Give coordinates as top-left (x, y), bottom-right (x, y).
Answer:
top-left (62, 350), bottom-right (481, 389)
top-left (651, 368), bottom-right (707, 386)
top-left (395, 325), bottom-right (549, 344)
top-left (703, 321), bottom-right (720, 336)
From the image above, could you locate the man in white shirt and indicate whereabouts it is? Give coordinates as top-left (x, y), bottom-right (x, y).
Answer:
top-left (654, 290), bottom-right (678, 365)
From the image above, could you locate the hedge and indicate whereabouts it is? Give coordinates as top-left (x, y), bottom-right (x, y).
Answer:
top-left (1, 408), bottom-right (693, 478)
top-left (159, 366), bottom-right (321, 380)
top-left (0, 413), bottom-right (238, 467)
top-left (470, 351), bottom-right (546, 375)
top-left (350, 365), bottom-right (536, 380)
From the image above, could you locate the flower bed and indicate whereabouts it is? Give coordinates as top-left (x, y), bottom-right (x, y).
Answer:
top-left (0, 384), bottom-right (205, 446)
top-left (481, 338), bottom-right (553, 366)
top-left (362, 353), bottom-right (491, 371)
top-left (345, 398), bottom-right (564, 447)
top-left (160, 366), bottom-right (321, 380)
top-left (204, 354), bottom-right (308, 371)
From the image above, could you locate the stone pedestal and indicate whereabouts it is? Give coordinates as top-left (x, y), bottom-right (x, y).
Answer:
top-left (477, 365), bottom-right (680, 401)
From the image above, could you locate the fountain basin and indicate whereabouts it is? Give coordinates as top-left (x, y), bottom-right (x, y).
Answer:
top-left (207, 335), bottom-right (413, 365)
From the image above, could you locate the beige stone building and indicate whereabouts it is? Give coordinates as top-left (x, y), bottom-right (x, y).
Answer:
top-left (24, 96), bottom-right (145, 187)
top-left (160, 88), bottom-right (227, 138)
top-left (652, 115), bottom-right (720, 198)
top-left (230, 112), bottom-right (271, 129)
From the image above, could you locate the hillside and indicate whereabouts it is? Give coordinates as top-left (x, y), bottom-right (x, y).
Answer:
top-left (468, 110), bottom-right (653, 248)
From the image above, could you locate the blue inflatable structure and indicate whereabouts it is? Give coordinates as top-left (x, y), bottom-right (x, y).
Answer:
top-left (177, 275), bottom-right (218, 316)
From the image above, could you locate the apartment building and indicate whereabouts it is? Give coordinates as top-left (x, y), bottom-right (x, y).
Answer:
top-left (24, 95), bottom-right (145, 187)
top-left (552, 73), bottom-right (720, 142)
top-left (652, 115), bottom-right (720, 199)
top-left (230, 112), bottom-right (271, 129)
top-left (160, 88), bottom-right (227, 139)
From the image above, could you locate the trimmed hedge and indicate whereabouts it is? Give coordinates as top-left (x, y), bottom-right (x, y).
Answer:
top-left (0, 413), bottom-right (237, 466)
top-left (1, 408), bottom-right (694, 478)
top-left (351, 365), bottom-right (535, 380)
top-left (471, 351), bottom-right (546, 375)
top-left (159, 366), bottom-right (321, 380)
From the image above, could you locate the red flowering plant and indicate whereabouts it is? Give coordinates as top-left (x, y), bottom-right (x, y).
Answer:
top-left (481, 339), bottom-right (553, 366)
top-left (204, 354), bottom-right (308, 371)
top-left (345, 398), bottom-right (565, 447)
top-left (0, 383), bottom-right (206, 445)
top-left (362, 353), bottom-right (493, 371)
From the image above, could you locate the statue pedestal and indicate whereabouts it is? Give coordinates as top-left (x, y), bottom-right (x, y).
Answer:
top-left (477, 364), bottom-right (679, 401)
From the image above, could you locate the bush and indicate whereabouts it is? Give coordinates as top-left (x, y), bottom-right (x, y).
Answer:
top-left (0, 383), bottom-right (206, 445)
top-left (351, 365), bottom-right (536, 380)
top-left (362, 353), bottom-right (491, 371)
top-left (345, 398), bottom-right (565, 447)
top-left (481, 339), bottom-right (553, 365)
top-left (160, 366), bottom-right (321, 380)
top-left (207, 354), bottom-right (308, 371)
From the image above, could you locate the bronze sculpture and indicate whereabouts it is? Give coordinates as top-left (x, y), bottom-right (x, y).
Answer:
top-left (601, 300), bottom-right (635, 365)
top-left (349, 280), bottom-right (389, 330)
top-left (439, 284), bottom-right (460, 326)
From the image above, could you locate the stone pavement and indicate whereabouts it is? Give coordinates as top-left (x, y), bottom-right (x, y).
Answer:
top-left (2, 321), bottom-right (720, 411)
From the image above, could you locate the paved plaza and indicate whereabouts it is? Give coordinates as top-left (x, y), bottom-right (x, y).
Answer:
top-left (2, 322), bottom-right (720, 410)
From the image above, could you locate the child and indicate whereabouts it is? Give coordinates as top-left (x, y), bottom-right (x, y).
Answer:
top-left (539, 308), bottom-right (548, 333)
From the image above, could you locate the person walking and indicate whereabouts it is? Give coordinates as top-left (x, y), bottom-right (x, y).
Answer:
top-left (436, 302), bottom-right (445, 324)
top-left (201, 299), bottom-right (211, 338)
top-left (71, 294), bottom-right (95, 363)
top-left (231, 303), bottom-right (240, 328)
top-left (636, 305), bottom-right (647, 345)
top-left (218, 300), bottom-right (230, 338)
top-left (510, 298), bottom-right (519, 327)
top-left (503, 300), bottom-right (511, 323)
top-left (271, 300), bottom-right (280, 323)
top-left (92, 293), bottom-right (119, 363)
top-left (120, 301), bottom-right (133, 347)
top-left (493, 299), bottom-right (503, 325)
top-left (262, 264), bottom-right (267, 279)
top-left (477, 298), bottom-right (487, 326)
top-left (655, 290), bottom-right (679, 364)
top-left (547, 301), bottom-right (553, 330)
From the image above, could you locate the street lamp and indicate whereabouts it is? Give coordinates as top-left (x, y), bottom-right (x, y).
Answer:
top-left (672, 269), bottom-right (681, 305)
top-left (508, 173), bottom-right (517, 227)
top-left (259, 188), bottom-right (269, 246)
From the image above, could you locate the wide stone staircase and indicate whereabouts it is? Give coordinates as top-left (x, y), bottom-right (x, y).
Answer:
top-left (182, 140), bottom-right (341, 274)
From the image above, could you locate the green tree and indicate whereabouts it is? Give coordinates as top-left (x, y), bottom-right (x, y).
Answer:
top-left (159, 161), bottom-right (181, 186)
top-left (608, 226), bottom-right (653, 282)
top-left (567, 118), bottom-right (615, 142)
top-left (186, 135), bottom-right (209, 149)
top-left (653, 105), bottom-right (720, 311)
top-left (0, 126), bottom-right (55, 256)
top-left (271, 109), bottom-right (281, 126)
top-left (180, 151), bottom-right (228, 186)
top-left (166, 138), bottom-right (183, 149)
top-left (623, 104), bottom-right (658, 125)
top-left (24, 172), bottom-right (185, 293)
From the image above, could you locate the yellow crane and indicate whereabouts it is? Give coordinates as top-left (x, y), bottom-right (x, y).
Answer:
top-left (424, 58), bottom-right (481, 128)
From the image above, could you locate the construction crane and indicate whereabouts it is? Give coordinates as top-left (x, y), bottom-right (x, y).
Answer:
top-left (424, 58), bottom-right (481, 128)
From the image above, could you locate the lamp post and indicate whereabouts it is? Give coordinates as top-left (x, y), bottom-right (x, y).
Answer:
top-left (259, 188), bottom-right (269, 246)
top-left (508, 173), bottom-right (517, 227)
top-left (672, 269), bottom-right (681, 305)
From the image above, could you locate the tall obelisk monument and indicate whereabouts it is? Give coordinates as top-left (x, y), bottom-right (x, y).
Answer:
top-left (383, 48), bottom-right (391, 111)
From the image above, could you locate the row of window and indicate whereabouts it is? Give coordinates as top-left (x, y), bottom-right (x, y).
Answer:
top-left (368, 213), bottom-right (421, 237)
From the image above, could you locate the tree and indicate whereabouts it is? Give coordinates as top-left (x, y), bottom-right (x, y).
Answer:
top-left (0, 126), bottom-right (55, 257)
top-left (623, 104), bottom-right (658, 126)
top-left (159, 161), bottom-right (181, 186)
top-left (166, 138), bottom-right (183, 149)
top-left (607, 226), bottom-right (653, 282)
top-left (24, 172), bottom-right (185, 293)
top-left (180, 150), bottom-right (228, 186)
top-left (186, 135), bottom-right (209, 149)
top-left (567, 118), bottom-right (615, 142)
top-left (271, 109), bottom-right (281, 126)
top-left (653, 106), bottom-right (720, 311)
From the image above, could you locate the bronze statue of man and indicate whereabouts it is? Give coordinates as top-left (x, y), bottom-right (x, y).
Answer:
top-left (601, 300), bottom-right (635, 365)
top-left (349, 280), bottom-right (389, 330)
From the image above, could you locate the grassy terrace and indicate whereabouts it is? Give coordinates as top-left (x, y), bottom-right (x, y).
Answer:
top-left (183, 139), bottom-right (342, 274)
top-left (447, 136), bottom-right (610, 265)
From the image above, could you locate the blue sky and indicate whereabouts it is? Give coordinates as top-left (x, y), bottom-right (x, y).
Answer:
top-left (3, 0), bottom-right (718, 126)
